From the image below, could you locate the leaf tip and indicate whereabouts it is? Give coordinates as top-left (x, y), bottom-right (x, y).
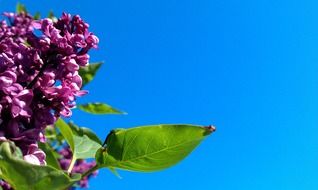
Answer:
top-left (204, 125), bottom-right (216, 135)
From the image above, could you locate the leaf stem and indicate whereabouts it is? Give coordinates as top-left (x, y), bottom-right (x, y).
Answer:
top-left (67, 156), bottom-right (77, 173)
top-left (82, 165), bottom-right (99, 179)
top-left (45, 135), bottom-right (56, 139)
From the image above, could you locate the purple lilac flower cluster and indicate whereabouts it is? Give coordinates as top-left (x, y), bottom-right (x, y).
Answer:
top-left (59, 146), bottom-right (98, 189)
top-left (0, 12), bottom-right (98, 164)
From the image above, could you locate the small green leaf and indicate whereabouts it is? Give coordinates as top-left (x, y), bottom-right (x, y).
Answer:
top-left (56, 119), bottom-right (102, 159)
top-left (79, 62), bottom-right (103, 87)
top-left (38, 142), bottom-right (61, 170)
top-left (48, 10), bottom-right (54, 18)
top-left (7, 141), bottom-right (23, 159)
top-left (33, 12), bottom-right (41, 20)
top-left (0, 142), bottom-right (80, 190)
top-left (96, 124), bottom-right (215, 172)
top-left (16, 2), bottom-right (27, 14)
top-left (78, 103), bottom-right (125, 115)
top-left (55, 119), bottom-right (75, 151)
top-left (48, 10), bottom-right (57, 22)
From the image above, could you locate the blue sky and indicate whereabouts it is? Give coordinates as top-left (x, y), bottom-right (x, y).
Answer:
top-left (1, 0), bottom-right (318, 189)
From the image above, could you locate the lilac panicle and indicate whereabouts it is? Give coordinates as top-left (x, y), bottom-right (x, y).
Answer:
top-left (0, 11), bottom-right (98, 165)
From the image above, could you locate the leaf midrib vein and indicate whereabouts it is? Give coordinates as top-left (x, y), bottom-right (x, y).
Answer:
top-left (120, 137), bottom-right (204, 162)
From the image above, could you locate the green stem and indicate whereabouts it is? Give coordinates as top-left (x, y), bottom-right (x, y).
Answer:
top-left (67, 156), bottom-right (77, 173)
top-left (44, 135), bottom-right (56, 139)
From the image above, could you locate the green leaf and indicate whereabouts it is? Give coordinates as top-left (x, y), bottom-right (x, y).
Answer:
top-left (16, 2), bottom-right (27, 14)
top-left (55, 119), bottom-right (75, 151)
top-left (69, 122), bottom-right (103, 145)
top-left (48, 10), bottom-right (54, 19)
top-left (33, 12), bottom-right (41, 20)
top-left (78, 103), bottom-right (125, 115)
top-left (79, 62), bottom-right (103, 87)
top-left (38, 142), bottom-right (61, 170)
top-left (96, 124), bottom-right (215, 172)
top-left (0, 142), bottom-right (80, 190)
top-left (56, 119), bottom-right (102, 159)
top-left (69, 123), bottom-right (102, 159)
top-left (73, 135), bottom-right (101, 159)
top-left (48, 10), bottom-right (57, 22)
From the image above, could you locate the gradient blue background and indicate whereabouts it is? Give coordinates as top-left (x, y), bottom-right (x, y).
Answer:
top-left (1, 0), bottom-right (317, 189)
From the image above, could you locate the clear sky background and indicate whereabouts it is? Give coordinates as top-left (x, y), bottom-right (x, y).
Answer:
top-left (1, 0), bottom-right (318, 189)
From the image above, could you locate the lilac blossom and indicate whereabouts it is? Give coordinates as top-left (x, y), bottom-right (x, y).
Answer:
top-left (0, 12), bottom-right (98, 164)
top-left (0, 180), bottom-right (12, 190)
